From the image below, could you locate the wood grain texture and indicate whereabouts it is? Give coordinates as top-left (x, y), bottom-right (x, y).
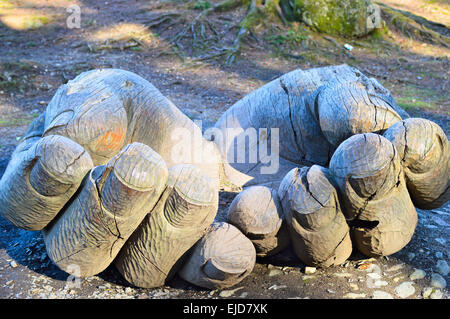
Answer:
top-left (0, 113), bottom-right (93, 230)
top-left (226, 186), bottom-right (289, 257)
top-left (278, 165), bottom-right (352, 267)
top-left (383, 118), bottom-right (449, 209)
top-left (114, 164), bottom-right (218, 288)
top-left (213, 64), bottom-right (406, 188)
top-left (43, 69), bottom-right (221, 187)
top-left (178, 222), bottom-right (256, 290)
top-left (43, 142), bottom-right (168, 277)
top-left (329, 133), bottom-right (417, 257)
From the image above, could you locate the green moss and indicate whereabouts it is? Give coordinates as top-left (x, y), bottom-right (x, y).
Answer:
top-left (293, 0), bottom-right (378, 37)
top-left (0, 113), bottom-right (37, 128)
top-left (23, 15), bottom-right (51, 30)
top-left (193, 1), bottom-right (212, 10)
top-left (392, 84), bottom-right (448, 114)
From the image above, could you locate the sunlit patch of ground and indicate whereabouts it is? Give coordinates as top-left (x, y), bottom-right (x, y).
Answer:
top-left (89, 23), bottom-right (161, 51)
top-left (377, 0), bottom-right (450, 27)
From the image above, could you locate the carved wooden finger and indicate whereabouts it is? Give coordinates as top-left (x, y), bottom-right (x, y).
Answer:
top-left (278, 165), bottom-right (352, 267)
top-left (0, 120), bottom-right (93, 230)
top-left (43, 142), bottom-right (168, 277)
top-left (310, 76), bottom-right (402, 148)
top-left (43, 69), bottom-right (221, 187)
top-left (383, 118), bottom-right (449, 209)
top-left (114, 164), bottom-right (218, 288)
top-left (226, 186), bottom-right (289, 257)
top-left (178, 222), bottom-right (256, 290)
top-left (329, 133), bottom-right (417, 257)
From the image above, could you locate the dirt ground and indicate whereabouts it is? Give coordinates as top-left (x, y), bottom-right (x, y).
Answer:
top-left (0, 0), bottom-right (449, 299)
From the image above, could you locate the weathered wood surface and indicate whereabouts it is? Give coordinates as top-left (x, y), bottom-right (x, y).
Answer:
top-left (0, 113), bottom-right (93, 230)
top-left (115, 164), bottom-right (218, 288)
top-left (329, 133), bottom-right (417, 257)
top-left (213, 64), bottom-right (407, 187)
top-left (178, 222), bottom-right (256, 289)
top-left (42, 69), bottom-right (221, 187)
top-left (278, 165), bottom-right (352, 267)
top-left (383, 118), bottom-right (449, 209)
top-left (226, 186), bottom-right (289, 257)
top-left (43, 143), bottom-right (168, 277)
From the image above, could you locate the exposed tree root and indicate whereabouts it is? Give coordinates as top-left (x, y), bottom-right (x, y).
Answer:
top-left (378, 3), bottom-right (449, 48)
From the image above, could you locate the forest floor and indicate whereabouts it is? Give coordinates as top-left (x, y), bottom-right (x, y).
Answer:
top-left (0, 0), bottom-right (448, 299)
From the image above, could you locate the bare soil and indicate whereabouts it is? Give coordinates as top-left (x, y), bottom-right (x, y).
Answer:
top-left (0, 0), bottom-right (448, 299)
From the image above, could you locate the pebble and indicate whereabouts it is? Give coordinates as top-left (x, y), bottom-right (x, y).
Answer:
top-left (422, 287), bottom-right (433, 298)
top-left (10, 261), bottom-right (18, 268)
top-left (367, 273), bottom-right (381, 280)
top-left (219, 287), bottom-right (243, 298)
top-left (386, 264), bottom-right (404, 272)
top-left (394, 282), bottom-right (415, 298)
top-left (430, 273), bottom-right (446, 289)
top-left (374, 280), bottom-right (388, 287)
top-left (407, 253), bottom-right (415, 261)
top-left (327, 289), bottom-right (335, 294)
top-left (435, 252), bottom-right (443, 259)
top-left (409, 269), bottom-right (426, 280)
top-left (343, 293), bottom-right (366, 299)
top-left (436, 260), bottom-right (449, 276)
top-left (304, 267), bottom-right (316, 274)
top-left (372, 291), bottom-right (393, 299)
top-left (430, 290), bottom-right (443, 299)
top-left (435, 238), bottom-right (446, 245)
top-left (268, 284), bottom-right (287, 290)
top-left (239, 292), bottom-right (248, 298)
top-left (268, 269), bottom-right (283, 277)
top-left (349, 283), bottom-right (359, 291)
top-left (302, 275), bottom-right (316, 281)
top-left (334, 272), bottom-right (352, 278)
top-left (393, 276), bottom-right (404, 283)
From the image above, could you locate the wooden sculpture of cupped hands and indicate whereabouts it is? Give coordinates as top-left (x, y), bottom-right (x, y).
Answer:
top-left (0, 66), bottom-right (448, 291)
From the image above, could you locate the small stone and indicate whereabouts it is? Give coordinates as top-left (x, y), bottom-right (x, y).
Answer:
top-left (219, 287), bottom-right (243, 298)
top-left (430, 289), bottom-right (443, 299)
top-left (343, 293), bottom-right (366, 299)
top-left (349, 283), bottom-right (359, 291)
top-left (387, 264), bottom-right (404, 272)
top-left (410, 269), bottom-right (426, 281)
top-left (357, 263), bottom-right (372, 270)
top-left (239, 292), bottom-right (248, 298)
top-left (435, 252), bottom-right (443, 259)
top-left (6, 280), bottom-right (14, 285)
top-left (268, 269), bottom-right (283, 277)
top-left (394, 282), bottom-right (415, 298)
top-left (305, 267), bottom-right (316, 274)
top-left (9, 261), bottom-right (18, 268)
top-left (327, 289), bottom-right (335, 294)
top-left (407, 252), bottom-right (415, 261)
top-left (422, 287), bottom-right (433, 298)
top-left (436, 260), bottom-right (449, 276)
top-left (431, 273), bottom-right (446, 289)
top-left (374, 280), bottom-right (388, 287)
top-left (302, 275), bottom-right (316, 281)
top-left (367, 273), bottom-right (381, 280)
top-left (334, 272), bottom-right (352, 278)
top-left (372, 291), bottom-right (393, 299)
top-left (393, 276), bottom-right (404, 283)
top-left (125, 287), bottom-right (133, 294)
top-left (268, 284), bottom-right (287, 290)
